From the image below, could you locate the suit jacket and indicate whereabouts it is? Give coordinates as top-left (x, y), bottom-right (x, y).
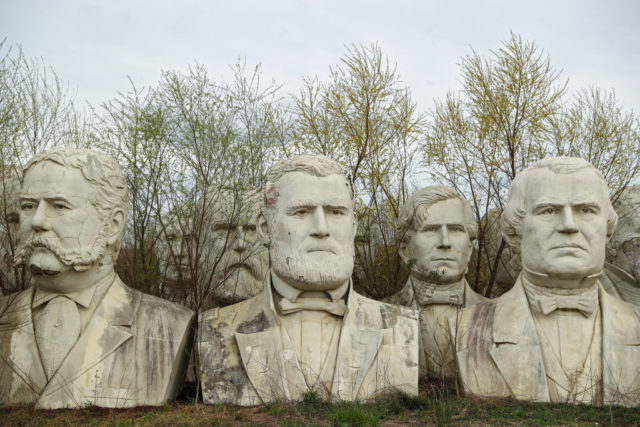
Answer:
top-left (386, 278), bottom-right (488, 378)
top-left (450, 274), bottom-right (640, 407)
top-left (0, 275), bottom-right (194, 409)
top-left (198, 279), bottom-right (420, 406)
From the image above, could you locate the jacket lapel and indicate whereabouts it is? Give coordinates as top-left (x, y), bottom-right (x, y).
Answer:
top-left (38, 277), bottom-right (138, 402)
top-left (600, 286), bottom-right (640, 406)
top-left (234, 285), bottom-right (291, 403)
top-left (331, 290), bottom-right (382, 401)
top-left (0, 288), bottom-right (47, 398)
top-left (489, 276), bottom-right (550, 402)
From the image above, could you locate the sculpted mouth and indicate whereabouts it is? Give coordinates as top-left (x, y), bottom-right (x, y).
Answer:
top-left (552, 243), bottom-right (586, 250)
top-left (432, 257), bottom-right (455, 261)
top-left (29, 264), bottom-right (60, 276)
top-left (307, 249), bottom-right (336, 254)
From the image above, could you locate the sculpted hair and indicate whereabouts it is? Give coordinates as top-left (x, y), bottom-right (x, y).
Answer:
top-left (22, 148), bottom-right (129, 255)
top-left (262, 155), bottom-right (353, 220)
top-left (500, 156), bottom-right (618, 252)
top-left (398, 185), bottom-right (478, 243)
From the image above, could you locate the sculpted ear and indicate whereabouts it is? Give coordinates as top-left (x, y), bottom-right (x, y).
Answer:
top-left (256, 211), bottom-right (270, 247)
top-left (398, 240), bottom-right (410, 266)
top-left (106, 208), bottom-right (125, 246)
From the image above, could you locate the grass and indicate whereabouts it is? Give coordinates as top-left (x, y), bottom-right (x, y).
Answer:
top-left (1, 379), bottom-right (639, 426)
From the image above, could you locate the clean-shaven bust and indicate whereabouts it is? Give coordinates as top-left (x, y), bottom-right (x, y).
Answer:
top-left (198, 155), bottom-right (419, 405)
top-left (452, 157), bottom-right (640, 408)
top-left (0, 148), bottom-right (194, 409)
top-left (389, 185), bottom-right (485, 379)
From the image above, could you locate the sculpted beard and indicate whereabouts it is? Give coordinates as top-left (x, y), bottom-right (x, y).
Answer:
top-left (270, 239), bottom-right (354, 291)
top-left (14, 223), bottom-right (109, 272)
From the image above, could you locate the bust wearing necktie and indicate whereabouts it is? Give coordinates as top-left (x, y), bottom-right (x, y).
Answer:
top-left (451, 157), bottom-right (640, 407)
top-left (386, 186), bottom-right (487, 379)
top-left (198, 155), bottom-right (419, 406)
top-left (0, 148), bottom-right (194, 409)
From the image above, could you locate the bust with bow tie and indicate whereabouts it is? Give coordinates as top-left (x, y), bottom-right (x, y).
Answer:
top-left (386, 186), bottom-right (487, 379)
top-left (0, 148), bottom-right (194, 409)
top-left (198, 155), bottom-right (419, 406)
top-left (451, 156), bottom-right (640, 407)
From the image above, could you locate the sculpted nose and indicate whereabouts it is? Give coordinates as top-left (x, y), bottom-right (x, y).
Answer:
top-left (233, 226), bottom-right (247, 252)
top-left (437, 225), bottom-right (451, 249)
top-left (558, 207), bottom-right (579, 234)
top-left (310, 207), bottom-right (329, 238)
top-left (30, 202), bottom-right (50, 232)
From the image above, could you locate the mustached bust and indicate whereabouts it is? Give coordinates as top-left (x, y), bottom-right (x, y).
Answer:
top-left (205, 184), bottom-right (268, 307)
top-left (452, 157), bottom-right (640, 407)
top-left (387, 186), bottom-right (487, 379)
top-left (198, 155), bottom-right (419, 406)
top-left (1, 148), bottom-right (194, 409)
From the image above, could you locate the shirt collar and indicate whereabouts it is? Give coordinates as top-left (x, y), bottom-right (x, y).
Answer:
top-left (32, 272), bottom-right (115, 309)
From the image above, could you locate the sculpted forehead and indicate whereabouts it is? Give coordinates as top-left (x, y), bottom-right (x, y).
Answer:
top-left (419, 199), bottom-right (467, 227)
top-left (211, 190), bottom-right (261, 223)
top-left (22, 161), bottom-right (90, 199)
top-left (523, 168), bottom-right (607, 210)
top-left (275, 172), bottom-right (353, 210)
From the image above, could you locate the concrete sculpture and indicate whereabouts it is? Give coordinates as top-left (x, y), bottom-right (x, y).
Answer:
top-left (198, 155), bottom-right (419, 405)
top-left (451, 157), bottom-right (640, 407)
top-left (205, 185), bottom-right (268, 306)
top-left (0, 148), bottom-right (194, 409)
top-left (604, 185), bottom-right (640, 305)
top-left (386, 186), bottom-right (487, 379)
top-left (0, 165), bottom-right (23, 295)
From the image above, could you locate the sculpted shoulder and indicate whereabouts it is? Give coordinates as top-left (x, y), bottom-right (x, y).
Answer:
top-left (353, 290), bottom-right (419, 325)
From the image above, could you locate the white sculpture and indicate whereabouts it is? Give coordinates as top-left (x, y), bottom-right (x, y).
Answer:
top-left (451, 157), bottom-right (640, 407)
top-left (205, 185), bottom-right (268, 306)
top-left (386, 186), bottom-right (487, 379)
top-left (198, 155), bottom-right (419, 405)
top-left (605, 185), bottom-right (640, 305)
top-left (0, 165), bottom-right (23, 295)
top-left (0, 148), bottom-right (194, 409)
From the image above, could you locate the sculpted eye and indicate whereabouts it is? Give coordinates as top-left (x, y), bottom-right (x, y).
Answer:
top-left (540, 207), bottom-right (556, 215)
top-left (422, 225), bottom-right (439, 233)
top-left (329, 208), bottom-right (346, 215)
top-left (294, 208), bottom-right (309, 216)
top-left (53, 202), bottom-right (69, 210)
top-left (581, 206), bottom-right (596, 214)
top-left (20, 202), bottom-right (36, 211)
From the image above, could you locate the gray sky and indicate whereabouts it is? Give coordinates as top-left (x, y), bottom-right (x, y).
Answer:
top-left (2, 0), bottom-right (639, 114)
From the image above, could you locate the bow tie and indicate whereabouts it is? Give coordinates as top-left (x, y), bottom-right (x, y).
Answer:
top-left (531, 295), bottom-right (598, 317)
top-left (277, 297), bottom-right (347, 316)
top-left (524, 281), bottom-right (599, 317)
top-left (412, 282), bottom-right (464, 307)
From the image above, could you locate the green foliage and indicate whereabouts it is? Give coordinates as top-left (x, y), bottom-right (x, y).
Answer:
top-left (291, 43), bottom-right (425, 298)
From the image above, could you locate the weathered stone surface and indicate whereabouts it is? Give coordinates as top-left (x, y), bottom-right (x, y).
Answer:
top-left (0, 165), bottom-right (23, 295)
top-left (0, 148), bottom-right (194, 409)
top-left (198, 155), bottom-right (419, 405)
top-left (386, 186), bottom-right (487, 379)
top-left (452, 157), bottom-right (640, 407)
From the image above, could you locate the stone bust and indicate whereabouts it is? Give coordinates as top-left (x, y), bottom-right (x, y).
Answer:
top-left (198, 155), bottom-right (419, 405)
top-left (0, 148), bottom-right (194, 409)
top-left (205, 185), bottom-right (268, 307)
top-left (386, 186), bottom-right (487, 379)
top-left (452, 157), bottom-right (640, 407)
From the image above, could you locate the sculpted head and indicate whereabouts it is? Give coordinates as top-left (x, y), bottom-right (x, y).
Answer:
top-left (398, 186), bottom-right (476, 285)
top-left (156, 210), bottom-right (192, 282)
top-left (207, 184), bottom-right (268, 304)
top-left (501, 157), bottom-right (617, 285)
top-left (606, 185), bottom-right (640, 282)
top-left (258, 155), bottom-right (356, 291)
top-left (14, 148), bottom-right (128, 292)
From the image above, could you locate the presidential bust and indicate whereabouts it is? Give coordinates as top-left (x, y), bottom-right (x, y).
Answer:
top-left (0, 148), bottom-right (194, 409)
top-left (198, 155), bottom-right (419, 406)
top-left (386, 186), bottom-right (487, 379)
top-left (205, 185), bottom-right (268, 307)
top-left (451, 157), bottom-right (640, 407)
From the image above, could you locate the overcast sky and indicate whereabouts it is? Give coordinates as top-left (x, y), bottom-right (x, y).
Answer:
top-left (2, 0), bottom-right (639, 115)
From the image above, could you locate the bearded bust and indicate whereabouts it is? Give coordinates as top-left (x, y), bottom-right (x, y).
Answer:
top-left (0, 148), bottom-right (194, 409)
top-left (197, 155), bottom-right (419, 406)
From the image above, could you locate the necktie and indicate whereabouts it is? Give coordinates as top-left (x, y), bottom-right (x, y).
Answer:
top-left (35, 296), bottom-right (81, 380)
top-left (413, 283), bottom-right (464, 307)
top-left (277, 297), bottom-right (347, 316)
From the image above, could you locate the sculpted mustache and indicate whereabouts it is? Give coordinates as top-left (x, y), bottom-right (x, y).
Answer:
top-left (14, 233), bottom-right (106, 268)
